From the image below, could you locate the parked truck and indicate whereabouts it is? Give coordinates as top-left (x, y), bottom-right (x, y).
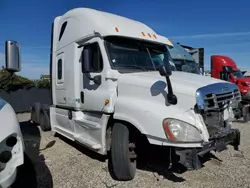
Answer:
top-left (0, 40), bottom-right (24, 188)
top-left (30, 7), bottom-right (242, 181)
top-left (179, 43), bottom-right (205, 74)
top-left (166, 40), bottom-right (203, 75)
top-left (210, 55), bottom-right (250, 121)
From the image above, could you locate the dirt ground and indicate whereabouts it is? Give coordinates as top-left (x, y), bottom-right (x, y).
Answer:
top-left (12, 113), bottom-right (250, 188)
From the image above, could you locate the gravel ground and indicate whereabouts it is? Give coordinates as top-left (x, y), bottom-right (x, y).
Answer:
top-left (13, 113), bottom-right (250, 188)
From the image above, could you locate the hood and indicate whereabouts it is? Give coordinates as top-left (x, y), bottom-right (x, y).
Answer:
top-left (118, 71), bottom-right (226, 97)
top-left (237, 77), bottom-right (250, 84)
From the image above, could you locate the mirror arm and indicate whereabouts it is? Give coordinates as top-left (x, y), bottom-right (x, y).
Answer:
top-left (165, 76), bottom-right (177, 105)
top-left (84, 73), bottom-right (101, 85)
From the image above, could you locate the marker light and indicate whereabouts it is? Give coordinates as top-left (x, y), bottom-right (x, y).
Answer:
top-left (105, 99), bottom-right (109, 105)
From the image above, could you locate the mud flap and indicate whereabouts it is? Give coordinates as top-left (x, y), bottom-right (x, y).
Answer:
top-left (242, 104), bottom-right (250, 123)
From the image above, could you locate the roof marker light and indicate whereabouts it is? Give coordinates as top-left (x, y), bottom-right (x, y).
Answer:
top-left (153, 34), bottom-right (157, 39)
top-left (141, 32), bottom-right (145, 36)
top-left (148, 33), bottom-right (152, 38)
top-left (115, 27), bottom-right (119, 32)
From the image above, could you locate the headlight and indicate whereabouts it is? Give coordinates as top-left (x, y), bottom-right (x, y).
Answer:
top-left (162, 118), bottom-right (202, 142)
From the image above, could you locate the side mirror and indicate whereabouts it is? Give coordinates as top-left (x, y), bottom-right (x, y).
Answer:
top-left (158, 65), bottom-right (172, 77)
top-left (5, 40), bottom-right (21, 72)
top-left (82, 47), bottom-right (91, 73)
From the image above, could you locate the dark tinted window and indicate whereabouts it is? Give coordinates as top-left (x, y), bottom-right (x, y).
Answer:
top-left (82, 43), bottom-right (103, 73)
top-left (59, 21), bottom-right (67, 41)
top-left (57, 59), bottom-right (62, 80)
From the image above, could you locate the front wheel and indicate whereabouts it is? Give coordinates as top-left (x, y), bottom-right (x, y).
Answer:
top-left (110, 123), bottom-right (137, 181)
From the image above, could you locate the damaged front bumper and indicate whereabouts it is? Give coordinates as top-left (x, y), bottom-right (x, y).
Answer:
top-left (174, 128), bottom-right (240, 170)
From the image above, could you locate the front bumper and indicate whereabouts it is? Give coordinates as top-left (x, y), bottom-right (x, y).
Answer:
top-left (174, 128), bottom-right (240, 170)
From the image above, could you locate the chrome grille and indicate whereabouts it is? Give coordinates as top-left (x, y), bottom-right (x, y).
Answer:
top-left (204, 89), bottom-right (241, 111)
top-left (196, 82), bottom-right (242, 112)
top-left (196, 82), bottom-right (242, 137)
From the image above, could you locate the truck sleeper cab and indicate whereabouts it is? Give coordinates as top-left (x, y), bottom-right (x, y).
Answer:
top-left (211, 55), bottom-right (250, 101)
top-left (31, 8), bottom-right (241, 181)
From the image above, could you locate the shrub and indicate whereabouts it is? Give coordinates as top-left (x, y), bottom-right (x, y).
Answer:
top-left (0, 68), bottom-right (50, 91)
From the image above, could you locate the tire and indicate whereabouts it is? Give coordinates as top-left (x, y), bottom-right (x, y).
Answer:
top-left (110, 123), bottom-right (137, 181)
top-left (39, 108), bottom-right (51, 132)
top-left (30, 103), bottom-right (41, 124)
top-left (30, 107), bottom-right (36, 124)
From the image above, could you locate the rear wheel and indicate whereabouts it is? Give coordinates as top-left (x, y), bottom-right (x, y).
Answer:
top-left (30, 103), bottom-right (41, 124)
top-left (39, 108), bottom-right (51, 132)
top-left (110, 123), bottom-right (137, 181)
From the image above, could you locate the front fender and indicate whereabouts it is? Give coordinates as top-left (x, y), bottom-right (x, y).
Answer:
top-left (114, 96), bottom-right (209, 146)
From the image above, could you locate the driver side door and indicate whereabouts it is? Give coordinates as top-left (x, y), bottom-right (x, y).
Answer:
top-left (79, 38), bottom-right (111, 112)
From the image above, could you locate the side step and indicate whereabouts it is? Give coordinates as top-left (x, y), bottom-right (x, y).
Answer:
top-left (74, 135), bottom-right (102, 150)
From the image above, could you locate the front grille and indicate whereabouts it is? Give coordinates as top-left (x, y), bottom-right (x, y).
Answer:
top-left (196, 83), bottom-right (241, 137)
top-left (204, 89), bottom-right (241, 111)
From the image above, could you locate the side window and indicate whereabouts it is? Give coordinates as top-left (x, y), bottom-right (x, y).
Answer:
top-left (82, 43), bottom-right (103, 73)
top-left (58, 21), bottom-right (67, 41)
top-left (57, 59), bottom-right (62, 80)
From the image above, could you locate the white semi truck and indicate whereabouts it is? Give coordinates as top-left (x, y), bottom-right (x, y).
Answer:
top-left (31, 8), bottom-right (242, 181)
top-left (0, 41), bottom-right (24, 188)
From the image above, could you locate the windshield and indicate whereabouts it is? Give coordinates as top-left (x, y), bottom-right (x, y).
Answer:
top-left (232, 70), bottom-right (244, 78)
top-left (104, 36), bottom-right (176, 72)
top-left (173, 59), bottom-right (201, 74)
